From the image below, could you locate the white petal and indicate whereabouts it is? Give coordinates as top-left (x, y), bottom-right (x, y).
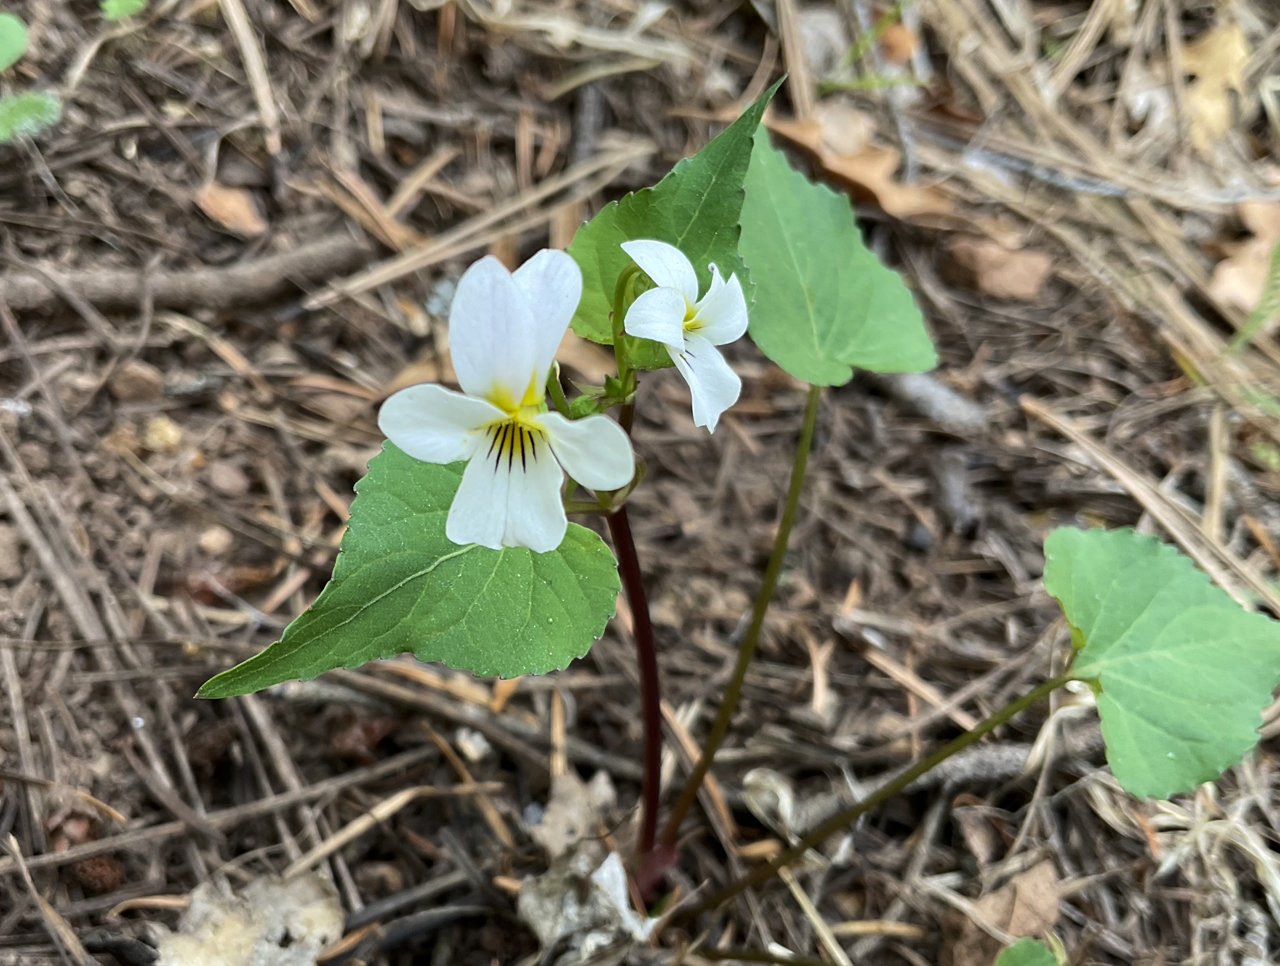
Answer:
top-left (378, 383), bottom-right (501, 463)
top-left (690, 268), bottom-right (748, 346)
top-left (501, 441), bottom-right (567, 552)
top-left (623, 286), bottom-right (686, 349)
top-left (542, 412), bottom-right (635, 492)
top-left (621, 240), bottom-right (699, 304)
top-left (446, 429), bottom-right (567, 552)
top-left (702, 263), bottom-right (726, 302)
top-left (449, 256), bottom-right (538, 405)
top-left (671, 333), bottom-right (741, 432)
top-left (513, 249), bottom-right (583, 387)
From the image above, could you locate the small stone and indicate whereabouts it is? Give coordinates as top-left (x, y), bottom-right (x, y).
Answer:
top-left (198, 525), bottom-right (234, 556)
top-left (903, 519), bottom-right (934, 552)
top-left (67, 854), bottom-right (124, 894)
top-left (142, 415), bottom-right (183, 453)
top-left (207, 460), bottom-right (250, 496)
top-left (455, 727), bottom-right (492, 763)
top-left (0, 524), bottom-right (22, 581)
top-left (354, 862), bottom-right (404, 897)
top-left (108, 359), bottom-right (165, 402)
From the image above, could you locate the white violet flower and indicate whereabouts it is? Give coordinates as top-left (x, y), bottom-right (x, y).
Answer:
top-left (378, 251), bottom-right (635, 553)
top-left (620, 239), bottom-right (748, 432)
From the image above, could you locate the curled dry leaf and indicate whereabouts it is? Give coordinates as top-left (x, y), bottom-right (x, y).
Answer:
top-left (530, 769), bottom-right (615, 859)
top-left (194, 181), bottom-right (268, 236)
top-left (768, 102), bottom-right (952, 220)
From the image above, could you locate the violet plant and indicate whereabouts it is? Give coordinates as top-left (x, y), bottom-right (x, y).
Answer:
top-left (201, 81), bottom-right (1280, 960)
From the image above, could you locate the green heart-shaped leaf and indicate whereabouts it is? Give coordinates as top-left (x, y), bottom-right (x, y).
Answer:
top-left (739, 131), bottom-right (936, 385)
top-left (1045, 526), bottom-right (1280, 799)
top-left (199, 444), bottom-right (620, 698)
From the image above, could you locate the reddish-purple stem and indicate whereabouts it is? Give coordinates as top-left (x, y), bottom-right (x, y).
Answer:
top-left (606, 504), bottom-right (661, 860)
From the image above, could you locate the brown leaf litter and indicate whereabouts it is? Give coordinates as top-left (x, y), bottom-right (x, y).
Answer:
top-left (2, 0), bottom-right (1280, 965)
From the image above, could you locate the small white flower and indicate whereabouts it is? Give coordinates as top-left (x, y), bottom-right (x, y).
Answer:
top-left (379, 251), bottom-right (635, 553)
top-left (620, 239), bottom-right (748, 432)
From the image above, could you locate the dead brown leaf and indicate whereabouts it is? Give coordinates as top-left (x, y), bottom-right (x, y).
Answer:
top-left (1210, 202), bottom-right (1280, 315)
top-left (947, 236), bottom-right (1053, 301)
top-left (529, 770), bottom-right (615, 860)
top-left (1182, 24), bottom-right (1251, 154)
top-left (193, 182), bottom-right (268, 236)
top-left (769, 103), bottom-right (953, 220)
top-left (945, 859), bottom-right (1060, 966)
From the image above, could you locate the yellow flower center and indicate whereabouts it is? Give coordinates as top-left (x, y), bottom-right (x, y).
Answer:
top-left (487, 372), bottom-right (545, 415)
top-left (683, 300), bottom-right (700, 332)
top-left (480, 370), bottom-right (551, 473)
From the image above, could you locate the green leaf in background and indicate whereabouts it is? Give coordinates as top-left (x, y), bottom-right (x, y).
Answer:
top-left (101, 0), bottom-right (147, 20)
top-left (1044, 526), bottom-right (1280, 799)
top-left (739, 131), bottom-right (936, 385)
top-left (0, 13), bottom-right (28, 73)
top-left (199, 444), bottom-right (620, 698)
top-left (0, 91), bottom-right (60, 143)
top-left (992, 939), bottom-right (1058, 966)
top-left (567, 79), bottom-right (782, 369)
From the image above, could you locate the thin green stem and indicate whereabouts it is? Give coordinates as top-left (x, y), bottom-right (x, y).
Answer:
top-left (817, 76), bottom-right (925, 94)
top-left (679, 671), bottom-right (1076, 921)
top-left (564, 500), bottom-right (608, 515)
top-left (658, 383), bottom-right (822, 850)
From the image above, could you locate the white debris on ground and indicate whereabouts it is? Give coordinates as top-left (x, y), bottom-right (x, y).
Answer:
top-left (519, 766), bottom-right (648, 966)
top-left (518, 846), bottom-right (655, 966)
top-left (151, 873), bottom-right (343, 966)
